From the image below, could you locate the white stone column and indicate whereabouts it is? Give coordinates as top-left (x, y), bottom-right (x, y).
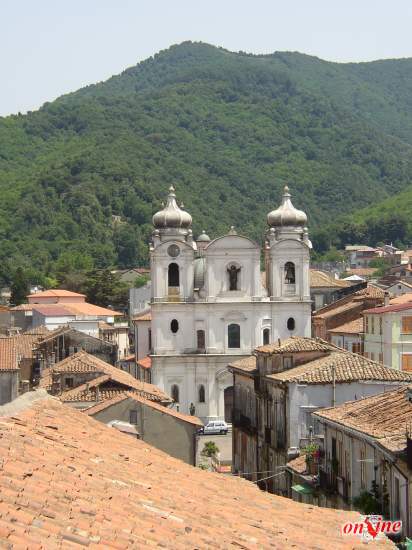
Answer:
top-left (207, 365), bottom-right (218, 419)
top-left (218, 383), bottom-right (225, 420)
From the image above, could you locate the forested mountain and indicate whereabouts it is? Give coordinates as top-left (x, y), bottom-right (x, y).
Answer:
top-left (1, 41), bottom-right (412, 284)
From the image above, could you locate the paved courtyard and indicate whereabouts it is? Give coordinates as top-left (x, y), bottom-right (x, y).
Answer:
top-left (196, 432), bottom-right (232, 466)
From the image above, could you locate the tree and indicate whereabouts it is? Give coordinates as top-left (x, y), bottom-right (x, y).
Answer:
top-left (10, 267), bottom-right (30, 306)
top-left (83, 269), bottom-right (128, 310)
top-left (201, 441), bottom-right (220, 458)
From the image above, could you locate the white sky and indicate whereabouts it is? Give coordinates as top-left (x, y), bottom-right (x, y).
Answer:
top-left (1, 0), bottom-right (412, 116)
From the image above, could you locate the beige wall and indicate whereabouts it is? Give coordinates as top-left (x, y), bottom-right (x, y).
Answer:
top-left (91, 397), bottom-right (198, 465)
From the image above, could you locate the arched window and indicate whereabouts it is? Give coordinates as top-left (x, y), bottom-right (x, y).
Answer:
top-left (263, 328), bottom-right (270, 345)
top-left (197, 329), bottom-right (205, 351)
top-left (287, 317), bottom-right (295, 331)
top-left (171, 319), bottom-right (179, 333)
top-left (171, 384), bottom-right (179, 403)
top-left (228, 323), bottom-right (240, 348)
top-left (198, 384), bottom-right (206, 403)
top-left (284, 262), bottom-right (296, 284)
top-left (168, 263), bottom-right (179, 287)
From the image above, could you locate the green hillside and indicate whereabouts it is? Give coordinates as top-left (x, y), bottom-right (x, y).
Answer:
top-left (1, 41), bottom-right (412, 284)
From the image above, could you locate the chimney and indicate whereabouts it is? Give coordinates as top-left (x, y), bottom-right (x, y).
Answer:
top-left (384, 291), bottom-right (390, 306)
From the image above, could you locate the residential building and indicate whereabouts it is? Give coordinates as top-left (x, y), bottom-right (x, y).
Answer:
top-left (98, 321), bottom-right (130, 360)
top-left (151, 185), bottom-right (312, 421)
top-left (132, 308), bottom-right (152, 360)
top-left (230, 337), bottom-right (412, 496)
top-left (34, 325), bottom-right (117, 373)
top-left (345, 245), bottom-right (378, 269)
top-left (312, 285), bottom-right (384, 341)
top-left (85, 391), bottom-right (202, 465)
top-left (112, 267), bottom-right (150, 285)
top-left (328, 318), bottom-right (363, 354)
top-left (363, 301), bottom-right (412, 370)
top-left (38, 350), bottom-right (171, 409)
top-left (314, 386), bottom-right (412, 536)
top-left (0, 396), bottom-right (384, 549)
top-left (309, 269), bottom-right (362, 311)
top-left (0, 339), bottom-right (20, 404)
top-left (129, 281), bottom-right (151, 318)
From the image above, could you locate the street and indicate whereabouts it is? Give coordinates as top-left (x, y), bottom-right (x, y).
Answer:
top-left (196, 432), bottom-right (232, 466)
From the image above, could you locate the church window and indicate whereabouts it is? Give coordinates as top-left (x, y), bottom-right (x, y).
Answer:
top-left (171, 319), bottom-right (179, 333)
top-left (171, 384), bottom-right (180, 402)
top-left (197, 329), bottom-right (205, 351)
top-left (227, 264), bottom-right (241, 291)
top-left (263, 328), bottom-right (270, 345)
top-left (198, 384), bottom-right (206, 403)
top-left (284, 262), bottom-right (296, 284)
top-left (228, 323), bottom-right (240, 348)
top-left (168, 263), bottom-right (179, 287)
top-left (287, 317), bottom-right (295, 331)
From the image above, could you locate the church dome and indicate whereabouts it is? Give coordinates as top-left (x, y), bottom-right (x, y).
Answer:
top-left (152, 186), bottom-right (192, 229)
top-left (197, 230), bottom-right (210, 242)
top-left (267, 186), bottom-right (307, 228)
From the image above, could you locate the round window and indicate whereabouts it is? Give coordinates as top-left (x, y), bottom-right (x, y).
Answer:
top-left (167, 244), bottom-right (180, 258)
top-left (171, 319), bottom-right (179, 333)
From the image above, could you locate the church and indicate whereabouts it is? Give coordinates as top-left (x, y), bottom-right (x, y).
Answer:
top-left (149, 185), bottom-right (312, 421)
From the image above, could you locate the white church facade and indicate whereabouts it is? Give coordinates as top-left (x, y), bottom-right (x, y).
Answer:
top-left (150, 185), bottom-right (312, 421)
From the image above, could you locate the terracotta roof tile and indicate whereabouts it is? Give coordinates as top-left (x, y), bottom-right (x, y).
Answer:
top-left (132, 310), bottom-right (151, 322)
top-left (310, 270), bottom-right (351, 288)
top-left (314, 386), bottom-right (412, 453)
top-left (0, 397), bottom-right (393, 548)
top-left (0, 340), bottom-right (18, 370)
top-left (363, 302), bottom-right (412, 314)
top-left (328, 317), bottom-right (363, 335)
top-left (137, 356), bottom-right (151, 369)
top-left (267, 350), bottom-right (412, 385)
top-left (228, 356), bottom-right (256, 373)
top-left (390, 293), bottom-right (412, 305)
top-left (255, 336), bottom-right (334, 355)
top-left (9, 303), bottom-right (33, 311)
top-left (40, 351), bottom-right (170, 403)
top-left (287, 454), bottom-right (307, 475)
top-left (27, 289), bottom-right (86, 298)
top-left (84, 391), bottom-right (203, 426)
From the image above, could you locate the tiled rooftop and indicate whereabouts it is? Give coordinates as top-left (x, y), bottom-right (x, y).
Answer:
top-left (229, 356), bottom-right (257, 373)
top-left (40, 351), bottom-right (171, 403)
top-left (28, 289), bottom-right (86, 298)
top-left (267, 350), bottom-right (412, 385)
top-left (314, 386), bottom-right (412, 453)
top-left (32, 302), bottom-right (122, 317)
top-left (0, 397), bottom-right (392, 548)
top-left (132, 310), bottom-right (152, 322)
top-left (310, 270), bottom-right (351, 288)
top-left (137, 356), bottom-right (152, 369)
top-left (286, 454), bottom-right (307, 475)
top-left (328, 317), bottom-right (363, 335)
top-left (390, 293), bottom-right (412, 305)
top-left (363, 302), bottom-right (412, 314)
top-left (84, 391), bottom-right (203, 427)
top-left (0, 340), bottom-right (18, 371)
top-left (255, 336), bottom-right (334, 355)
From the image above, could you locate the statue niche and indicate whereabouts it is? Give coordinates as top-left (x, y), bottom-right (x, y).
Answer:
top-left (227, 264), bottom-right (241, 291)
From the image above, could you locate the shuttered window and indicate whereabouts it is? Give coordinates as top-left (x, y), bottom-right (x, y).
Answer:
top-left (402, 316), bottom-right (412, 334)
top-left (402, 354), bottom-right (412, 371)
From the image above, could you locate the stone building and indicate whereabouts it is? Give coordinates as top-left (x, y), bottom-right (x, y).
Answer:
top-left (150, 185), bottom-right (312, 420)
top-left (230, 337), bottom-right (412, 496)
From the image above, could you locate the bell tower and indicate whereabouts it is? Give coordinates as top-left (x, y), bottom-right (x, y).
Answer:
top-left (266, 186), bottom-right (311, 302)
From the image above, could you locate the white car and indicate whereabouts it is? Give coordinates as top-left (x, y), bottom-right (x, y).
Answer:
top-left (200, 420), bottom-right (229, 435)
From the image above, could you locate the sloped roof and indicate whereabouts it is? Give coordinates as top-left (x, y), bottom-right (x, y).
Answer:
top-left (267, 350), bottom-right (412, 385)
top-left (84, 391), bottom-right (203, 427)
top-left (328, 318), bottom-right (363, 335)
top-left (314, 386), bottom-right (412, 453)
top-left (9, 303), bottom-right (33, 311)
top-left (310, 270), bottom-right (350, 288)
top-left (229, 356), bottom-right (257, 373)
top-left (27, 289), bottom-right (86, 299)
top-left (137, 356), bottom-right (152, 369)
top-left (363, 302), bottom-right (412, 315)
top-left (390, 293), bottom-right (412, 305)
top-left (0, 397), bottom-right (391, 548)
top-left (32, 302), bottom-right (122, 317)
top-left (41, 351), bottom-right (170, 403)
top-left (0, 340), bottom-right (18, 371)
top-left (132, 310), bottom-right (151, 321)
top-left (287, 454), bottom-right (307, 475)
top-left (255, 336), bottom-right (334, 355)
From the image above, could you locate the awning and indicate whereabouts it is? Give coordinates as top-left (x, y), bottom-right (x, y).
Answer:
top-left (291, 483), bottom-right (314, 495)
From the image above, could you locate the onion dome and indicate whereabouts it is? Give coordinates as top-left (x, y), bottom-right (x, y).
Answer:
top-left (267, 186), bottom-right (307, 228)
top-left (152, 186), bottom-right (192, 229)
top-left (197, 230), bottom-right (210, 242)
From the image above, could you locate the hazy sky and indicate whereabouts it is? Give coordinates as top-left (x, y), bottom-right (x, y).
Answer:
top-left (1, 0), bottom-right (412, 116)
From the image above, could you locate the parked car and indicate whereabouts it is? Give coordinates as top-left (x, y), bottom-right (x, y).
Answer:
top-left (199, 420), bottom-right (229, 435)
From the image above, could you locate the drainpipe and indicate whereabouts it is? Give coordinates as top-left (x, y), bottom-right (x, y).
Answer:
top-left (332, 365), bottom-right (336, 408)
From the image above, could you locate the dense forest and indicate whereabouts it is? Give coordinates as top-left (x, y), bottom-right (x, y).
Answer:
top-left (1, 41), bottom-right (412, 287)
